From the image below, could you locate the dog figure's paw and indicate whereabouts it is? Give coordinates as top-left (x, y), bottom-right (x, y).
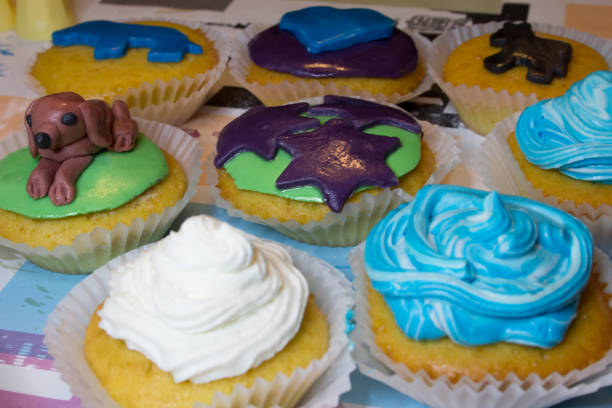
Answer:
top-left (111, 100), bottom-right (137, 152)
top-left (26, 159), bottom-right (60, 199)
top-left (112, 130), bottom-right (136, 152)
top-left (26, 174), bottom-right (52, 199)
top-left (49, 179), bottom-right (76, 206)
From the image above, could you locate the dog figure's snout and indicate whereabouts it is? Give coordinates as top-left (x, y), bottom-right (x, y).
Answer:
top-left (34, 132), bottom-right (52, 149)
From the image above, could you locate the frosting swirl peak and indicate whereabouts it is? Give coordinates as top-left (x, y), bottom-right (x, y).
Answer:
top-left (365, 185), bottom-right (592, 347)
top-left (99, 215), bottom-right (308, 383)
top-left (516, 70), bottom-right (612, 183)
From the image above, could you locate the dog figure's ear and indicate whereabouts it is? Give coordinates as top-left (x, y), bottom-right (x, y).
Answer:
top-left (78, 99), bottom-right (113, 148)
top-left (25, 100), bottom-right (38, 158)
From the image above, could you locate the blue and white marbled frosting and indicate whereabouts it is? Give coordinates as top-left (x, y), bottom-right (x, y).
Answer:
top-left (364, 185), bottom-right (593, 348)
top-left (516, 70), bottom-right (612, 183)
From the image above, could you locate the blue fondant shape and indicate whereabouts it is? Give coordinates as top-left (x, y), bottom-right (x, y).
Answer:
top-left (52, 20), bottom-right (203, 63)
top-left (280, 6), bottom-right (394, 54)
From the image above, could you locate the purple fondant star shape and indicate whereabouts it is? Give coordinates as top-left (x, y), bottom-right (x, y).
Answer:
top-left (276, 118), bottom-right (400, 212)
top-left (214, 103), bottom-right (319, 167)
top-left (306, 95), bottom-right (421, 134)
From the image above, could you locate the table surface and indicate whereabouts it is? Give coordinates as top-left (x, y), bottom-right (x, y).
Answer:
top-left (0, 1), bottom-right (611, 407)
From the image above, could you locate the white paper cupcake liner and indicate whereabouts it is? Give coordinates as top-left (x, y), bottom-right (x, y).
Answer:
top-left (206, 99), bottom-right (461, 246)
top-left (25, 19), bottom-right (230, 126)
top-left (43, 239), bottom-right (355, 408)
top-left (428, 21), bottom-right (612, 135)
top-left (478, 112), bottom-right (612, 256)
top-left (349, 243), bottom-right (612, 408)
top-left (229, 23), bottom-right (434, 106)
top-left (0, 117), bottom-right (202, 274)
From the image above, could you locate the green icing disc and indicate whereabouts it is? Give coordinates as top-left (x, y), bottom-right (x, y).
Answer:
top-left (0, 133), bottom-right (169, 219)
top-left (224, 116), bottom-right (421, 203)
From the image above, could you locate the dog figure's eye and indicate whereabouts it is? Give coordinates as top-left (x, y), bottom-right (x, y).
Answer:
top-left (26, 114), bottom-right (32, 127)
top-left (61, 112), bottom-right (78, 126)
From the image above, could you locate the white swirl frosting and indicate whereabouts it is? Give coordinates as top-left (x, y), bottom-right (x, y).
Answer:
top-left (98, 215), bottom-right (308, 384)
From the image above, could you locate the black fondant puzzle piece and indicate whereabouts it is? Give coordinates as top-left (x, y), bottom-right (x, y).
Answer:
top-left (484, 22), bottom-right (572, 84)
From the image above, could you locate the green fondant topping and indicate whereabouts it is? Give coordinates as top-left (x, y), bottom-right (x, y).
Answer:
top-left (224, 116), bottom-right (421, 203)
top-left (0, 134), bottom-right (168, 219)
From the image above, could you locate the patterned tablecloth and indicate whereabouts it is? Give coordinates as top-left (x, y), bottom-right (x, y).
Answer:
top-left (0, 1), bottom-right (611, 407)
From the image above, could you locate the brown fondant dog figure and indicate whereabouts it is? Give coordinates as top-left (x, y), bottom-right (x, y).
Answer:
top-left (25, 92), bottom-right (137, 206)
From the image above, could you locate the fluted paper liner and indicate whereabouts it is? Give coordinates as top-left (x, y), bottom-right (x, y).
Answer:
top-left (428, 22), bottom-right (612, 135)
top-left (229, 23), bottom-right (434, 105)
top-left (0, 118), bottom-right (202, 274)
top-left (207, 101), bottom-right (461, 246)
top-left (350, 243), bottom-right (612, 408)
top-left (26, 19), bottom-right (230, 126)
top-left (478, 112), bottom-right (612, 256)
top-left (43, 241), bottom-right (355, 408)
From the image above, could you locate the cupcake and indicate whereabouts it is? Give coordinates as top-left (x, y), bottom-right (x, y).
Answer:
top-left (44, 215), bottom-right (354, 407)
top-left (479, 70), bottom-right (612, 255)
top-left (29, 19), bottom-right (229, 125)
top-left (230, 6), bottom-right (433, 105)
top-left (209, 95), bottom-right (460, 246)
top-left (0, 92), bottom-right (201, 274)
top-left (350, 184), bottom-right (612, 408)
top-left (429, 21), bottom-right (612, 135)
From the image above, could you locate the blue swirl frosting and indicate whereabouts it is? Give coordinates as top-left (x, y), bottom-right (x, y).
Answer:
top-left (364, 185), bottom-right (593, 348)
top-left (516, 70), bottom-right (612, 183)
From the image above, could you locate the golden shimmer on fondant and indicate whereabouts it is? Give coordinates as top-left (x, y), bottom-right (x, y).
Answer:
top-left (507, 132), bottom-right (611, 208)
top-left (0, 150), bottom-right (186, 250)
top-left (367, 270), bottom-right (612, 382)
top-left (443, 32), bottom-right (608, 99)
top-left (31, 21), bottom-right (219, 105)
top-left (85, 296), bottom-right (328, 407)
